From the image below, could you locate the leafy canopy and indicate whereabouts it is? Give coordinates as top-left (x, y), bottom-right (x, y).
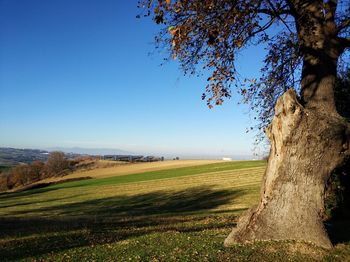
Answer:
top-left (139, 0), bottom-right (350, 140)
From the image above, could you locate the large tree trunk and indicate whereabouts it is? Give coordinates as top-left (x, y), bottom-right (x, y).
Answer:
top-left (224, 88), bottom-right (350, 249)
top-left (224, 1), bottom-right (350, 249)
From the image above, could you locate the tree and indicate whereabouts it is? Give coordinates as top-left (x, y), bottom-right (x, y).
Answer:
top-left (30, 160), bottom-right (45, 181)
top-left (45, 151), bottom-right (69, 177)
top-left (141, 0), bottom-right (350, 248)
top-left (8, 165), bottom-right (32, 188)
top-left (0, 161), bottom-right (45, 191)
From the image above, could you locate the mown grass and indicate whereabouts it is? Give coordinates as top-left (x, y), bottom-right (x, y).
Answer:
top-left (0, 161), bottom-right (265, 218)
top-left (47, 160), bottom-right (266, 189)
top-left (0, 160), bottom-right (349, 261)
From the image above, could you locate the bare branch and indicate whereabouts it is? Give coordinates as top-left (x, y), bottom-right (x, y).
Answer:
top-left (324, 0), bottom-right (337, 22)
top-left (338, 18), bottom-right (350, 33)
top-left (249, 17), bottom-right (275, 37)
top-left (257, 8), bottom-right (292, 16)
top-left (265, 0), bottom-right (294, 33)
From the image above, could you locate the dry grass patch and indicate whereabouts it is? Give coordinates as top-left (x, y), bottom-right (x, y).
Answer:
top-left (38, 160), bottom-right (223, 185)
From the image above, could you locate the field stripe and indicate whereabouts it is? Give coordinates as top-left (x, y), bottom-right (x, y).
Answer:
top-left (47, 161), bottom-right (266, 189)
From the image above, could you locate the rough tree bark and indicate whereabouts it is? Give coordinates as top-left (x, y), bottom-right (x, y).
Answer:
top-left (225, 89), bottom-right (349, 249)
top-left (225, 1), bottom-right (350, 249)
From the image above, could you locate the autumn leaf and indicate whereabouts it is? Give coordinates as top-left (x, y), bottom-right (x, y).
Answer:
top-left (207, 76), bottom-right (215, 81)
top-left (234, 38), bottom-right (243, 48)
top-left (168, 27), bottom-right (178, 36)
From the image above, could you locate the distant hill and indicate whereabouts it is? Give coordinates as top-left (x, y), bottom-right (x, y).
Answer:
top-left (0, 147), bottom-right (50, 166)
top-left (46, 147), bottom-right (133, 156)
top-left (0, 147), bottom-right (134, 166)
top-left (0, 147), bottom-right (85, 166)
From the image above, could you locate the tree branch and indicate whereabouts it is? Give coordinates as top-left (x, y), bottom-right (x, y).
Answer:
top-left (257, 8), bottom-right (292, 16)
top-left (324, 0), bottom-right (337, 22)
top-left (265, 0), bottom-right (294, 33)
top-left (249, 17), bottom-right (275, 37)
top-left (338, 18), bottom-right (350, 33)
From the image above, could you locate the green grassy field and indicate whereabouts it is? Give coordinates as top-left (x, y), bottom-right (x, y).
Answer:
top-left (0, 160), bottom-right (349, 261)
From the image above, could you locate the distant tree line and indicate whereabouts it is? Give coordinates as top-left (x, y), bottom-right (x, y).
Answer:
top-left (0, 152), bottom-right (78, 191)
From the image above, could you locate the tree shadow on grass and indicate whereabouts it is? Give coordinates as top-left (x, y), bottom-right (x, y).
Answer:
top-left (0, 177), bottom-right (93, 201)
top-left (0, 194), bottom-right (87, 209)
top-left (0, 186), bottom-right (245, 261)
top-left (7, 186), bottom-right (244, 217)
top-left (0, 186), bottom-right (62, 200)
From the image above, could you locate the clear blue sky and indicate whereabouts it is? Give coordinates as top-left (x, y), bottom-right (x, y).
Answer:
top-left (0, 0), bottom-right (265, 158)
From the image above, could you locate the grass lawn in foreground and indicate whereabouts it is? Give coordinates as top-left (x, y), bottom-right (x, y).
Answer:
top-left (0, 160), bottom-right (349, 261)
